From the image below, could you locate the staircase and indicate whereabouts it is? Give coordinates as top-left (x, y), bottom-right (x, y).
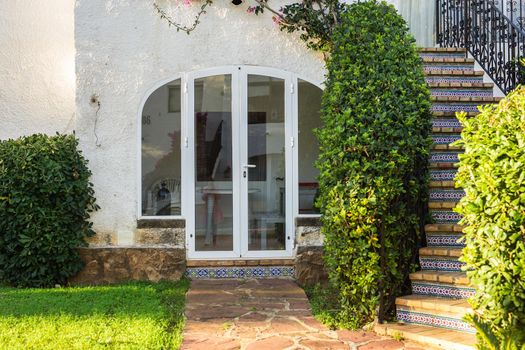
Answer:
top-left (376, 47), bottom-right (503, 350)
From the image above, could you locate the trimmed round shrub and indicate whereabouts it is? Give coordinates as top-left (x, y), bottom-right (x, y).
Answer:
top-left (0, 134), bottom-right (98, 287)
top-left (316, 0), bottom-right (432, 327)
top-left (454, 86), bottom-right (525, 347)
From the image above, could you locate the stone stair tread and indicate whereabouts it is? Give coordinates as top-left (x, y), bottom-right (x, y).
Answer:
top-left (425, 224), bottom-right (464, 232)
top-left (430, 162), bottom-right (458, 169)
top-left (433, 111), bottom-right (478, 117)
top-left (396, 295), bottom-right (472, 316)
top-left (419, 47), bottom-right (467, 53)
top-left (432, 126), bottom-right (463, 133)
top-left (432, 144), bottom-right (463, 151)
top-left (420, 247), bottom-right (463, 258)
top-left (431, 96), bottom-right (502, 102)
top-left (429, 181), bottom-right (458, 188)
top-left (425, 70), bottom-right (484, 76)
top-left (410, 270), bottom-right (470, 285)
top-left (428, 201), bottom-right (460, 209)
top-left (422, 57), bottom-right (474, 64)
top-left (428, 81), bottom-right (493, 88)
top-left (375, 323), bottom-right (475, 350)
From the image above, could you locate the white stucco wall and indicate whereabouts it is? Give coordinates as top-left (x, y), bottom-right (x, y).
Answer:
top-left (0, 0), bottom-right (75, 140)
top-left (75, 0), bottom-right (326, 244)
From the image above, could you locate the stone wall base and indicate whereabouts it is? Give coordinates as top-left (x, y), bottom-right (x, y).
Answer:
top-left (294, 246), bottom-right (328, 287)
top-left (69, 247), bottom-right (186, 285)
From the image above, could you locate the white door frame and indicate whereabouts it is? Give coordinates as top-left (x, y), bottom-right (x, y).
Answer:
top-left (184, 66), bottom-right (295, 259)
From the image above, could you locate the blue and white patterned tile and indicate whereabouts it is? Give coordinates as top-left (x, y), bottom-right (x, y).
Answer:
top-left (430, 170), bottom-right (458, 181)
top-left (420, 257), bottom-right (466, 272)
top-left (426, 76), bottom-right (484, 84)
top-left (431, 89), bottom-right (492, 98)
top-left (412, 282), bottom-right (475, 299)
top-left (185, 266), bottom-right (295, 279)
top-left (429, 189), bottom-right (465, 201)
top-left (423, 65), bottom-right (474, 72)
top-left (432, 103), bottom-right (481, 113)
top-left (431, 210), bottom-right (462, 224)
top-left (432, 134), bottom-right (462, 145)
top-left (426, 233), bottom-right (465, 248)
top-left (432, 118), bottom-right (462, 128)
top-left (397, 309), bottom-right (475, 333)
top-left (419, 53), bottom-right (466, 59)
top-left (431, 152), bottom-right (461, 163)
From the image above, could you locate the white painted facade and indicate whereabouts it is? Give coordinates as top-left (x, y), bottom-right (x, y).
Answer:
top-left (1, 0), bottom-right (437, 253)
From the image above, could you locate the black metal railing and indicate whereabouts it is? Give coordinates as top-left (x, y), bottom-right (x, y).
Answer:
top-left (437, 0), bottom-right (525, 94)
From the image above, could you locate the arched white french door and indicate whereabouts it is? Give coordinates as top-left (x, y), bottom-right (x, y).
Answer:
top-left (185, 67), bottom-right (294, 259)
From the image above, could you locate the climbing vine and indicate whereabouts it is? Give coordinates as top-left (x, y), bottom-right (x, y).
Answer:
top-left (153, 0), bottom-right (345, 51)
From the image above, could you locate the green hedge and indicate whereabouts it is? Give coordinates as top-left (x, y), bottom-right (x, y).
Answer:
top-left (0, 134), bottom-right (98, 287)
top-left (454, 86), bottom-right (525, 348)
top-left (316, 0), bottom-right (432, 327)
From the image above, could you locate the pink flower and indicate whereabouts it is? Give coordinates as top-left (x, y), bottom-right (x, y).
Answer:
top-left (246, 6), bottom-right (256, 14)
top-left (182, 0), bottom-right (191, 6)
top-left (272, 15), bottom-right (282, 25)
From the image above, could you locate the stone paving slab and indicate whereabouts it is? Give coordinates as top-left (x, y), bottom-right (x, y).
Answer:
top-left (181, 278), bottom-right (427, 350)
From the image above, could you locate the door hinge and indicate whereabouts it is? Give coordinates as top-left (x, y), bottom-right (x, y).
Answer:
top-left (184, 137), bottom-right (189, 148)
top-left (290, 136), bottom-right (295, 148)
top-left (290, 83), bottom-right (294, 94)
top-left (184, 82), bottom-right (188, 94)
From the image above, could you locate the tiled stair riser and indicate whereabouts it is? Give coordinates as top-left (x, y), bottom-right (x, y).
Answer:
top-left (432, 118), bottom-right (462, 129)
top-left (433, 134), bottom-right (462, 144)
top-left (420, 257), bottom-right (466, 272)
top-left (426, 76), bottom-right (483, 84)
top-left (430, 170), bottom-right (458, 181)
top-left (430, 210), bottom-right (462, 224)
top-left (397, 309), bottom-right (475, 333)
top-left (426, 233), bottom-right (465, 248)
top-left (431, 152), bottom-right (460, 163)
top-left (423, 65), bottom-right (474, 72)
top-left (430, 189), bottom-right (465, 201)
top-left (431, 90), bottom-right (492, 98)
top-left (419, 52), bottom-right (466, 59)
top-left (185, 266), bottom-right (294, 279)
top-left (412, 282), bottom-right (475, 299)
top-left (432, 103), bottom-right (481, 113)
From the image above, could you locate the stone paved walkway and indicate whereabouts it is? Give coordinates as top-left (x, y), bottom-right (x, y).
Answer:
top-left (181, 279), bottom-right (426, 350)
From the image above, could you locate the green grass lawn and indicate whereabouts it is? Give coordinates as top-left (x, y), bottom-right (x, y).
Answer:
top-left (0, 279), bottom-right (190, 350)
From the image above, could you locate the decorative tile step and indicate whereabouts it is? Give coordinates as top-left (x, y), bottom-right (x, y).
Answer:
top-left (420, 256), bottom-right (465, 271)
top-left (420, 247), bottom-right (463, 258)
top-left (412, 281), bottom-right (474, 299)
top-left (430, 89), bottom-right (493, 98)
top-left (422, 57), bottom-right (475, 64)
top-left (397, 295), bottom-right (472, 316)
top-left (425, 70), bottom-right (484, 77)
top-left (419, 47), bottom-right (467, 53)
top-left (186, 259), bottom-right (295, 267)
top-left (425, 223), bottom-right (464, 233)
top-left (185, 266), bottom-right (295, 279)
top-left (429, 180), bottom-right (457, 188)
top-left (426, 75), bottom-right (484, 85)
top-left (430, 169), bottom-right (457, 181)
top-left (430, 189), bottom-right (464, 201)
top-left (419, 51), bottom-right (467, 60)
top-left (426, 232), bottom-right (465, 248)
top-left (428, 201), bottom-right (459, 209)
top-left (433, 111), bottom-right (478, 117)
top-left (432, 103), bottom-right (483, 113)
top-left (430, 162), bottom-right (458, 170)
top-left (375, 322), bottom-right (476, 350)
top-left (432, 144), bottom-right (463, 151)
top-left (410, 270), bottom-right (469, 286)
top-left (431, 96), bottom-right (502, 103)
top-left (432, 117), bottom-right (462, 130)
top-left (428, 81), bottom-right (493, 89)
top-left (432, 133), bottom-right (461, 145)
top-left (424, 66), bottom-right (475, 74)
top-left (396, 308), bottom-right (474, 333)
top-left (430, 151), bottom-right (461, 163)
top-left (430, 210), bottom-right (462, 224)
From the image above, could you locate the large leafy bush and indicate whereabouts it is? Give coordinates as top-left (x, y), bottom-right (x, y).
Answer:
top-left (316, 0), bottom-right (432, 327)
top-left (0, 134), bottom-right (98, 287)
top-left (454, 86), bottom-right (525, 348)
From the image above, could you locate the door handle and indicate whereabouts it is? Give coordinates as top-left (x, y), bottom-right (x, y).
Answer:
top-left (243, 164), bottom-right (257, 169)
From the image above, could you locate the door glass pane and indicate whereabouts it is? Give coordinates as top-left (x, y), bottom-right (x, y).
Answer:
top-left (141, 79), bottom-right (181, 216)
top-left (194, 75), bottom-right (233, 251)
top-left (298, 79), bottom-right (322, 214)
top-left (247, 75), bottom-right (286, 251)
